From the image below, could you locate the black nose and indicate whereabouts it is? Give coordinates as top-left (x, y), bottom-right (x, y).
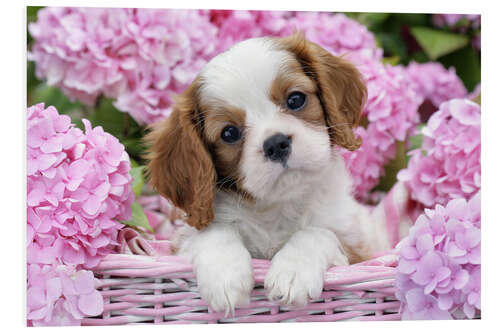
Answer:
top-left (263, 133), bottom-right (291, 164)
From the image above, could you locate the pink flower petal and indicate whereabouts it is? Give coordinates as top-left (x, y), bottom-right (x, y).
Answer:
top-left (405, 288), bottom-right (426, 313)
top-left (27, 286), bottom-right (46, 310)
top-left (77, 290), bottom-right (104, 316)
top-left (46, 277), bottom-right (62, 301)
top-left (74, 270), bottom-right (96, 294)
top-left (447, 242), bottom-right (467, 257)
top-left (63, 247), bottom-right (85, 265)
top-left (449, 99), bottom-right (480, 126)
top-left (27, 305), bottom-right (48, 321)
top-left (93, 182), bottom-right (111, 198)
top-left (398, 258), bottom-right (417, 275)
top-left (82, 194), bottom-right (101, 215)
top-left (437, 294), bottom-right (453, 310)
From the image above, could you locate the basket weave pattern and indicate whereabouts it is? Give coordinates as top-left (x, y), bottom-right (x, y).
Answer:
top-left (83, 253), bottom-right (400, 325)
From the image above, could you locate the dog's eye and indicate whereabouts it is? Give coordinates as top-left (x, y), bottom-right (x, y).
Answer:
top-left (286, 91), bottom-right (307, 111)
top-left (221, 125), bottom-right (242, 143)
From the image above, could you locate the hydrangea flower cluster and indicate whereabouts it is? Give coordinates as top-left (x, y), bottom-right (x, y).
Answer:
top-left (289, 12), bottom-right (383, 63)
top-left (209, 10), bottom-right (294, 52)
top-left (27, 264), bottom-right (103, 326)
top-left (343, 61), bottom-right (421, 199)
top-left (396, 192), bottom-right (480, 320)
top-left (27, 103), bottom-right (134, 325)
top-left (342, 127), bottom-right (386, 197)
top-left (210, 10), bottom-right (382, 62)
top-left (27, 103), bottom-right (133, 268)
top-left (28, 7), bottom-right (219, 124)
top-left (398, 99), bottom-right (480, 207)
top-left (406, 62), bottom-right (467, 110)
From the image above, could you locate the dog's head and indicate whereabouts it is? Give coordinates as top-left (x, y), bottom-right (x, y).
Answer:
top-left (146, 34), bottom-right (367, 229)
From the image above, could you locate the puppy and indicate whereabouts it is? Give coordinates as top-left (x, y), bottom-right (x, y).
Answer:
top-left (146, 34), bottom-right (392, 314)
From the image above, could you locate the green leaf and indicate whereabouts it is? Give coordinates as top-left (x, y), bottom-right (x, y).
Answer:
top-left (382, 56), bottom-right (400, 65)
top-left (88, 98), bottom-right (127, 138)
top-left (472, 93), bottom-right (481, 105)
top-left (121, 137), bottom-right (147, 161)
top-left (28, 82), bottom-right (86, 126)
top-left (27, 6), bottom-right (44, 44)
top-left (452, 17), bottom-right (471, 30)
top-left (405, 124), bottom-right (425, 162)
top-left (410, 27), bottom-right (469, 60)
top-left (121, 201), bottom-right (153, 232)
top-left (374, 140), bottom-right (408, 192)
top-left (86, 98), bottom-right (148, 161)
top-left (130, 166), bottom-right (146, 197)
top-left (440, 45), bottom-right (481, 91)
top-left (409, 133), bottom-right (424, 151)
top-left (392, 13), bottom-right (429, 26)
top-left (27, 59), bottom-right (41, 91)
top-left (27, 6), bottom-right (43, 23)
top-left (409, 50), bottom-right (429, 63)
top-left (356, 13), bottom-right (391, 28)
top-left (130, 158), bottom-right (140, 168)
top-left (376, 32), bottom-right (408, 59)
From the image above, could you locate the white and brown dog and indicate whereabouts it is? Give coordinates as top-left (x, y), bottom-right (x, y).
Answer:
top-left (146, 34), bottom-right (395, 314)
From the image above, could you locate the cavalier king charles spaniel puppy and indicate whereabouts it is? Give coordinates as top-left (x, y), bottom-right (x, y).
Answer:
top-left (146, 34), bottom-right (395, 315)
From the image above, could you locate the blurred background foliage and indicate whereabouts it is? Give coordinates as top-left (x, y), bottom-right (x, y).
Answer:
top-left (345, 12), bottom-right (480, 90)
top-left (27, 8), bottom-right (481, 169)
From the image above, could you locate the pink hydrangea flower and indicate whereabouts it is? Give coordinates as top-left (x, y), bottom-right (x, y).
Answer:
top-left (210, 10), bottom-right (382, 62)
top-left (27, 263), bottom-right (103, 326)
top-left (403, 288), bottom-right (453, 320)
top-left (343, 60), bottom-right (421, 200)
top-left (29, 7), bottom-right (219, 124)
top-left (210, 10), bottom-right (294, 53)
top-left (342, 127), bottom-right (387, 197)
top-left (396, 192), bottom-right (480, 320)
top-left (398, 99), bottom-right (480, 207)
top-left (406, 62), bottom-right (467, 110)
top-left (27, 103), bottom-right (133, 269)
top-left (289, 12), bottom-right (383, 63)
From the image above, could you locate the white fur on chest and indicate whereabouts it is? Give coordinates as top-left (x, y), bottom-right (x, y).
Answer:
top-left (211, 154), bottom-right (356, 259)
top-left (217, 194), bottom-right (307, 259)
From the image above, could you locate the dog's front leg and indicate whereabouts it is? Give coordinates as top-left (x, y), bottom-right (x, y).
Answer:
top-left (178, 223), bottom-right (254, 316)
top-left (264, 227), bottom-right (348, 306)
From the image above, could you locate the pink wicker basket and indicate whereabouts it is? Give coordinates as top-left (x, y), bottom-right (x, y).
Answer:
top-left (83, 253), bottom-right (400, 325)
top-left (82, 189), bottom-right (407, 325)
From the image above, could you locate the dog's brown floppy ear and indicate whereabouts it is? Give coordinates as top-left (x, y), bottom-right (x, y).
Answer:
top-left (145, 83), bottom-right (216, 230)
top-left (279, 34), bottom-right (367, 151)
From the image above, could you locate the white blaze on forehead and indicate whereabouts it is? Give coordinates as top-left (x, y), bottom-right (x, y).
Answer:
top-left (199, 38), bottom-right (294, 120)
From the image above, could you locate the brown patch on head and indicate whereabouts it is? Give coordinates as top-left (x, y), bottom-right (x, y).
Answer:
top-left (269, 59), bottom-right (326, 128)
top-left (145, 79), bottom-right (217, 230)
top-left (273, 33), bottom-right (367, 151)
top-left (200, 101), bottom-right (255, 202)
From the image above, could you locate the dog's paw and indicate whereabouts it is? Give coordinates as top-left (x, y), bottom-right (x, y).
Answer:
top-left (264, 253), bottom-right (324, 307)
top-left (196, 261), bottom-right (254, 316)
